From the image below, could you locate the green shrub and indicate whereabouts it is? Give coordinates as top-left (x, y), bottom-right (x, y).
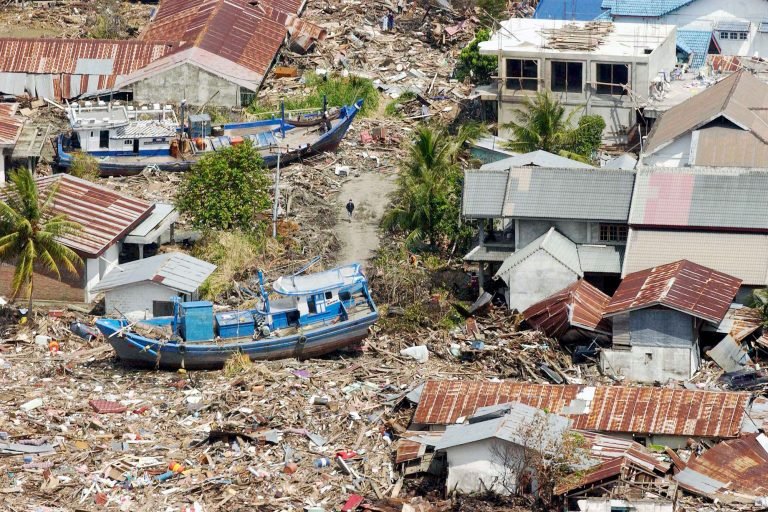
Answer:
top-left (455, 29), bottom-right (497, 85)
top-left (69, 152), bottom-right (100, 181)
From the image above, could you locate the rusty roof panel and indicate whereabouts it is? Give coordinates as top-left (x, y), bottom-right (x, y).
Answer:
top-left (0, 103), bottom-right (23, 146)
top-left (34, 175), bottom-right (153, 257)
top-left (523, 280), bottom-right (612, 338)
top-left (675, 433), bottom-right (768, 504)
top-left (604, 260), bottom-right (741, 324)
top-left (413, 381), bottom-right (750, 438)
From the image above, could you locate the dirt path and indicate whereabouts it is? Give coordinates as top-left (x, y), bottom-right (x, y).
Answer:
top-left (334, 170), bottom-right (397, 269)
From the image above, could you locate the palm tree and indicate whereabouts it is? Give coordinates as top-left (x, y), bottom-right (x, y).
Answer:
top-left (503, 90), bottom-right (582, 157)
top-left (382, 123), bottom-right (484, 248)
top-left (0, 169), bottom-right (83, 310)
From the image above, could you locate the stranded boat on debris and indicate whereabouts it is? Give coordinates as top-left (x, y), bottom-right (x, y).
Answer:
top-left (55, 99), bottom-right (362, 176)
top-left (94, 264), bottom-right (379, 370)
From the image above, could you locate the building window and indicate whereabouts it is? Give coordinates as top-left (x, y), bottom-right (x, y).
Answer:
top-left (505, 59), bottom-right (538, 91)
top-left (595, 63), bottom-right (629, 95)
top-left (599, 224), bottom-right (628, 242)
top-left (739, 32), bottom-right (748, 40)
top-left (124, 139), bottom-right (133, 145)
top-left (551, 61), bottom-right (583, 93)
top-left (99, 130), bottom-right (109, 149)
top-left (239, 87), bottom-right (256, 107)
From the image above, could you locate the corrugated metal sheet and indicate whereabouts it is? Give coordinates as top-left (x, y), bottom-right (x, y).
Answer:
top-left (577, 244), bottom-right (622, 274)
top-left (706, 335), bottom-right (751, 372)
top-left (623, 229), bottom-right (768, 286)
top-left (92, 252), bottom-right (216, 294)
top-left (644, 70), bottom-right (768, 159)
top-left (675, 433), bottom-right (768, 504)
top-left (629, 168), bottom-right (768, 230)
top-left (495, 228), bottom-right (583, 280)
top-left (604, 260), bottom-right (741, 324)
top-left (0, 103), bottom-right (23, 146)
top-left (715, 20), bottom-right (750, 32)
top-left (480, 150), bottom-right (593, 171)
top-left (412, 380), bottom-right (750, 438)
top-left (462, 169), bottom-right (509, 218)
top-left (523, 279), bottom-right (612, 338)
top-left (34, 174), bottom-right (153, 257)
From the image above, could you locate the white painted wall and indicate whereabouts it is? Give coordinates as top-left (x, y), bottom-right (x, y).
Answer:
top-left (84, 244), bottom-right (120, 302)
top-left (499, 250), bottom-right (580, 311)
top-left (444, 440), bottom-right (529, 495)
top-left (577, 498), bottom-right (673, 512)
top-left (600, 344), bottom-right (699, 383)
top-left (641, 134), bottom-right (691, 166)
top-left (104, 281), bottom-right (183, 320)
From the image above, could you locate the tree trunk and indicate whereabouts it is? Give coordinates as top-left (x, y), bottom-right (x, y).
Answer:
top-left (27, 278), bottom-right (33, 313)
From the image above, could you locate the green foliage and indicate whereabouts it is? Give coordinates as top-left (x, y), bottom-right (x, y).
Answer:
top-left (0, 169), bottom-right (83, 308)
top-left (503, 91), bottom-right (605, 162)
top-left (570, 115), bottom-right (606, 160)
top-left (69, 152), bottom-right (100, 181)
top-left (455, 29), bottom-right (498, 85)
top-left (175, 141), bottom-right (271, 232)
top-left (247, 73), bottom-right (379, 118)
top-left (384, 92), bottom-right (417, 118)
top-left (751, 288), bottom-right (768, 328)
top-left (87, 0), bottom-right (131, 39)
top-left (382, 123), bottom-right (485, 250)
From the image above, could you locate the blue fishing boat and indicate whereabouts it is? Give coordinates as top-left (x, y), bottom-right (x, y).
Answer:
top-left (55, 99), bottom-right (362, 177)
top-left (94, 264), bottom-right (378, 370)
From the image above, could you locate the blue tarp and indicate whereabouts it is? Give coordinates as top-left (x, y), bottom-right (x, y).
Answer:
top-left (534, 0), bottom-right (607, 20)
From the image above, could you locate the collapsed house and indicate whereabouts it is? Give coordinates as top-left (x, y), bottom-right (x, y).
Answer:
top-left (600, 260), bottom-right (742, 383)
top-left (0, 0), bottom-right (327, 106)
top-left (0, 175), bottom-right (177, 303)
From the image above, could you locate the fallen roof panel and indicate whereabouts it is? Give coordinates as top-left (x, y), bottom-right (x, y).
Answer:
top-left (522, 280), bottom-right (612, 338)
top-left (412, 380), bottom-right (750, 438)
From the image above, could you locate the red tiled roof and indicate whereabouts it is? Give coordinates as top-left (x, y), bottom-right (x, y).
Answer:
top-left (0, 103), bottom-right (23, 146)
top-left (604, 260), bottom-right (742, 324)
top-left (36, 174), bottom-right (153, 258)
top-left (522, 280), bottom-right (612, 338)
top-left (413, 380), bottom-right (750, 438)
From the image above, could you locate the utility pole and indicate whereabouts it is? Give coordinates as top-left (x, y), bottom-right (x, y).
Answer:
top-left (272, 151), bottom-right (282, 238)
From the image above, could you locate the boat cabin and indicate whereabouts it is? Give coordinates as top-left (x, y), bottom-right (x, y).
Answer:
top-left (63, 101), bottom-right (179, 158)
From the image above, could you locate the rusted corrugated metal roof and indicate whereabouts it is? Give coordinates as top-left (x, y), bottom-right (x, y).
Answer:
top-left (0, 103), bottom-right (23, 146)
top-left (35, 175), bottom-right (153, 258)
top-left (412, 380), bottom-right (750, 438)
top-left (604, 260), bottom-right (741, 324)
top-left (0, 39), bottom-right (177, 74)
top-left (675, 433), bottom-right (768, 504)
top-left (140, 0), bottom-right (322, 89)
top-left (522, 280), bottom-right (612, 338)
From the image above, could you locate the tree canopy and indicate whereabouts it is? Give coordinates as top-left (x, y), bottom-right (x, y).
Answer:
top-left (455, 29), bottom-right (498, 85)
top-left (0, 169), bottom-right (82, 308)
top-left (175, 141), bottom-right (271, 232)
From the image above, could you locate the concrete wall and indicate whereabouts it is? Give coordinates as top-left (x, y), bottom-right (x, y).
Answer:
top-left (601, 343), bottom-right (699, 383)
top-left (628, 308), bottom-right (696, 347)
top-left (496, 31), bottom-right (677, 143)
top-left (444, 440), bottom-right (529, 495)
top-left (131, 63), bottom-right (242, 107)
top-left (641, 134), bottom-right (691, 167)
top-left (104, 281), bottom-right (184, 321)
top-left (84, 244), bottom-right (119, 302)
top-left (576, 498), bottom-right (673, 512)
top-left (499, 249), bottom-right (579, 311)
top-left (517, 219), bottom-right (589, 249)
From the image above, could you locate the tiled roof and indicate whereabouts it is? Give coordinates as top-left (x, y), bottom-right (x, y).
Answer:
top-left (34, 174), bottom-right (153, 257)
top-left (412, 380), bottom-right (750, 438)
top-left (495, 228), bottom-right (583, 279)
top-left (715, 20), bottom-right (750, 32)
top-left (463, 167), bottom-right (636, 221)
top-left (604, 259), bottom-right (741, 324)
top-left (643, 70), bottom-right (768, 159)
top-left (93, 252), bottom-right (216, 293)
top-left (0, 103), bottom-right (23, 146)
top-left (677, 30), bottom-right (711, 69)
top-left (534, 0), bottom-right (607, 20)
top-left (522, 279), bottom-right (613, 337)
top-left (629, 168), bottom-right (768, 230)
top-left (622, 229), bottom-right (768, 286)
top-left (602, 0), bottom-right (696, 17)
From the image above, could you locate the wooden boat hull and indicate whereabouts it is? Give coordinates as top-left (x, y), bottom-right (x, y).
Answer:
top-left (95, 310), bottom-right (378, 370)
top-left (55, 101), bottom-right (361, 177)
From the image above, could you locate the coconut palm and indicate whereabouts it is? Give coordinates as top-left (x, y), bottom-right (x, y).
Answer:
top-left (382, 123), bottom-right (484, 248)
top-left (503, 90), bottom-right (585, 160)
top-left (0, 169), bottom-right (83, 309)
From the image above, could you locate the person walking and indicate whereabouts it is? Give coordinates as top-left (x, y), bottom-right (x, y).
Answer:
top-left (397, 0), bottom-right (404, 15)
top-left (387, 11), bottom-right (395, 31)
top-left (346, 199), bottom-right (355, 222)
